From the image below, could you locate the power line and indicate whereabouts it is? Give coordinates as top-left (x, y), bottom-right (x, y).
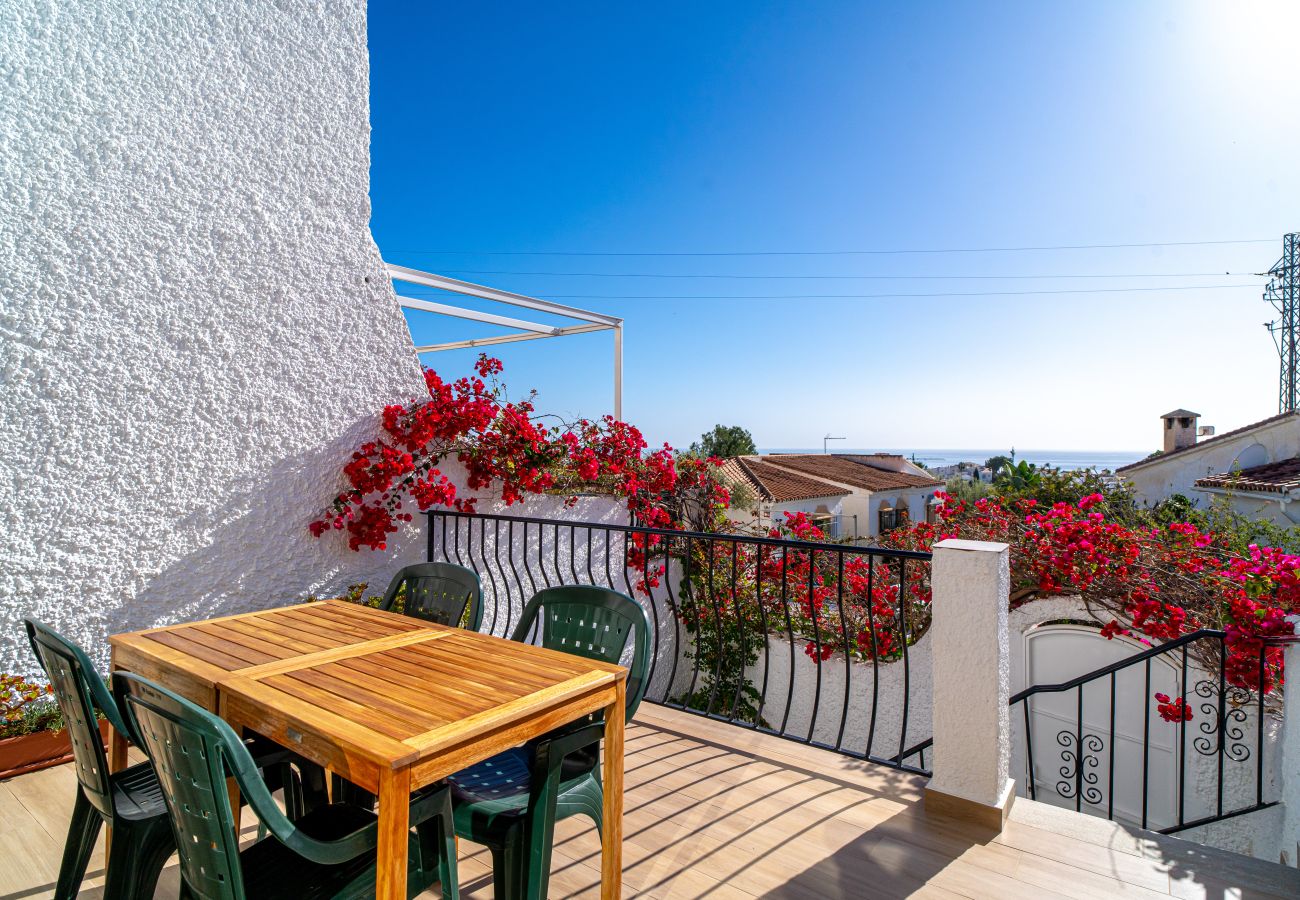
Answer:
top-left (398, 283), bottom-right (1258, 301)
top-left (383, 238), bottom-right (1276, 258)
top-left (438, 268), bottom-right (1263, 281)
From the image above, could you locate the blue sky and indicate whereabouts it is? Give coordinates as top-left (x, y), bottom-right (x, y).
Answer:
top-left (368, 1), bottom-right (1300, 453)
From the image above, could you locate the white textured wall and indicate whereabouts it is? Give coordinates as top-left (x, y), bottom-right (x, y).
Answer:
top-left (1124, 417), bottom-right (1300, 512)
top-left (745, 627), bottom-right (934, 763)
top-left (1279, 617), bottom-right (1300, 866)
top-left (0, 1), bottom-right (427, 674)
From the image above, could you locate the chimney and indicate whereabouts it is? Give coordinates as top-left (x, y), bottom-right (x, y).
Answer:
top-left (1161, 409), bottom-right (1201, 453)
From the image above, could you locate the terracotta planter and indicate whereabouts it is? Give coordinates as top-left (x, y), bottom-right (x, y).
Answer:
top-left (0, 720), bottom-right (111, 780)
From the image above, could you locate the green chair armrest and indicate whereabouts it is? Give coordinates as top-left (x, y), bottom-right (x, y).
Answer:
top-left (409, 783), bottom-right (451, 827)
top-left (232, 747), bottom-right (450, 866)
top-left (529, 720), bottom-right (606, 773)
top-left (220, 725), bottom-right (381, 865)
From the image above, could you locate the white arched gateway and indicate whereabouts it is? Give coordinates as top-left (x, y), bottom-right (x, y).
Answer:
top-left (1011, 620), bottom-right (1182, 830)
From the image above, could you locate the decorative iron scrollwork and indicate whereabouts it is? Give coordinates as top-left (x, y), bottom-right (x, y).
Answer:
top-left (1192, 680), bottom-right (1252, 762)
top-left (1056, 730), bottom-right (1104, 805)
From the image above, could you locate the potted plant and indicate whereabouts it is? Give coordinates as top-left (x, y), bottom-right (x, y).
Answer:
top-left (0, 673), bottom-right (109, 779)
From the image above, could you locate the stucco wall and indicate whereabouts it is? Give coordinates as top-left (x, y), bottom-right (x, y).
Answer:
top-left (1123, 417), bottom-right (1300, 512)
top-left (0, 1), bottom-right (427, 674)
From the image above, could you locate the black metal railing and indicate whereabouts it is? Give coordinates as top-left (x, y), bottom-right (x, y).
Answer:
top-left (426, 509), bottom-right (934, 775)
top-left (1010, 629), bottom-right (1284, 834)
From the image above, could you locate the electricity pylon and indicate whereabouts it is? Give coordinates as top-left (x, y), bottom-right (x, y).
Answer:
top-left (1264, 232), bottom-right (1300, 413)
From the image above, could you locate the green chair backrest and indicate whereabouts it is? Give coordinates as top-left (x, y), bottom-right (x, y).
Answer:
top-left (24, 619), bottom-right (128, 820)
top-left (381, 562), bottom-right (483, 632)
top-left (511, 585), bottom-right (651, 721)
top-left (114, 672), bottom-right (291, 900)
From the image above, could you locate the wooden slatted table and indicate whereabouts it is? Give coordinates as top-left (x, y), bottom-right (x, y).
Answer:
top-left (109, 600), bottom-right (627, 900)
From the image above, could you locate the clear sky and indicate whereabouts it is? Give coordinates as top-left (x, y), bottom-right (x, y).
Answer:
top-left (367, 1), bottom-right (1300, 454)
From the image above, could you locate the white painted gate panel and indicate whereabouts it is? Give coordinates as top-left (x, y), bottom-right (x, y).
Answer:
top-left (1011, 624), bottom-right (1182, 829)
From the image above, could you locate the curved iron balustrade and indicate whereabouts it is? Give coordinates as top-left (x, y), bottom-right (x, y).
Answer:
top-left (425, 509), bottom-right (934, 775)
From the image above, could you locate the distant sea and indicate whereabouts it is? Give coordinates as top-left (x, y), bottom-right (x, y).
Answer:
top-left (759, 449), bottom-right (1147, 473)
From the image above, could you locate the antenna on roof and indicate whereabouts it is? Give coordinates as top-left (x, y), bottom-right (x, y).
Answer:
top-left (823, 434), bottom-right (846, 454)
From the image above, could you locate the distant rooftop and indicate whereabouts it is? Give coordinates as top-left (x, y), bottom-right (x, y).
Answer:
top-left (758, 454), bottom-right (942, 492)
top-left (1117, 411), bottom-right (1300, 473)
top-left (719, 457), bottom-right (851, 502)
top-left (1195, 456), bottom-right (1300, 495)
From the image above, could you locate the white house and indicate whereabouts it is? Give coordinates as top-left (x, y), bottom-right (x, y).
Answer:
top-left (1117, 408), bottom-right (1300, 524)
top-left (719, 457), bottom-right (851, 536)
top-left (929, 461), bottom-right (994, 483)
top-left (721, 453), bottom-right (943, 540)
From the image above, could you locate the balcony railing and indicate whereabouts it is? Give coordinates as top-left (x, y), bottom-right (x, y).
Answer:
top-left (426, 509), bottom-right (935, 775)
top-left (428, 509), bottom-right (1293, 843)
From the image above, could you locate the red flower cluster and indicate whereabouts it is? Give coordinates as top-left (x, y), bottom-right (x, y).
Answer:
top-left (311, 355), bottom-right (729, 553)
top-left (875, 492), bottom-right (1298, 700)
top-left (668, 511), bottom-right (923, 667)
top-left (1154, 692), bottom-right (1194, 723)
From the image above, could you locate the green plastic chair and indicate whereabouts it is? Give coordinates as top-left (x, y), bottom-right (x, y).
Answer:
top-left (449, 585), bottom-right (650, 900)
top-left (379, 562), bottom-right (483, 631)
top-left (24, 618), bottom-right (175, 900)
top-left (114, 671), bottom-right (460, 900)
top-left (24, 619), bottom-right (331, 898)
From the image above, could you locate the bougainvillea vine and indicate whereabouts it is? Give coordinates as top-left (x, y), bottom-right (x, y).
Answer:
top-left (310, 355), bottom-right (729, 553)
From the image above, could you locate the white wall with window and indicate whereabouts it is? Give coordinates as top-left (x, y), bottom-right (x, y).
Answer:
top-left (870, 489), bottom-right (939, 537)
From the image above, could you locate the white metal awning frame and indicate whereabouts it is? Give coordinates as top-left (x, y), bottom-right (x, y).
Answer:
top-left (386, 264), bottom-right (624, 419)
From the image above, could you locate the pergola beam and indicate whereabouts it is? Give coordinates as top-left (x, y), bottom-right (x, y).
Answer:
top-left (414, 323), bottom-right (609, 353)
top-left (387, 264), bottom-right (621, 327)
top-left (396, 296), bottom-right (560, 335)
top-left (387, 263), bottom-right (625, 420)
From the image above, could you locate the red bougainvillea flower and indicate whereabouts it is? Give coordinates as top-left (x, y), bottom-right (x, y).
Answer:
top-left (313, 357), bottom-right (1295, 706)
top-left (1154, 692), bottom-right (1194, 723)
top-left (310, 354), bottom-right (729, 553)
top-left (871, 490), bottom-right (1296, 699)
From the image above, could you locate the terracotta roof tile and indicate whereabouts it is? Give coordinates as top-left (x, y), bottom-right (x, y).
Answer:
top-left (719, 457), bottom-right (850, 503)
top-left (1116, 411), bottom-right (1300, 473)
top-left (761, 454), bottom-right (942, 491)
top-left (1194, 456), bottom-right (1300, 494)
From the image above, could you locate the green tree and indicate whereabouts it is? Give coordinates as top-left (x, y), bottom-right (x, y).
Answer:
top-left (690, 424), bottom-right (757, 458)
top-left (984, 454), bottom-right (1013, 474)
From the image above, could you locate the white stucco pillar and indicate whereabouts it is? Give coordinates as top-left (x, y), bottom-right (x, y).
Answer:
top-left (924, 538), bottom-right (1015, 829)
top-left (1279, 616), bottom-right (1300, 866)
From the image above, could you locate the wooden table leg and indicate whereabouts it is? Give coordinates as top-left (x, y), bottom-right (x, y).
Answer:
top-left (227, 777), bottom-right (242, 838)
top-left (109, 722), bottom-right (129, 773)
top-left (106, 724), bottom-right (129, 860)
top-left (600, 681), bottom-right (626, 900)
top-left (376, 766), bottom-right (411, 900)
